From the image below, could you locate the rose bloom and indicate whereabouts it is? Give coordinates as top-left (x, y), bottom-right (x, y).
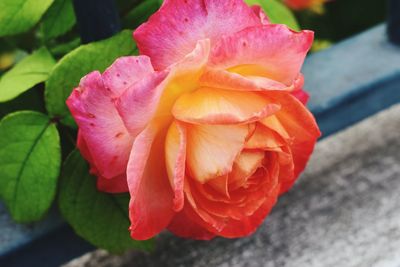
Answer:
top-left (284, 0), bottom-right (326, 10)
top-left (67, 0), bottom-right (320, 240)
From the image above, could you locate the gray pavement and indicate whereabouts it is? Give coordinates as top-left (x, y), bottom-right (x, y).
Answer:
top-left (64, 103), bottom-right (400, 267)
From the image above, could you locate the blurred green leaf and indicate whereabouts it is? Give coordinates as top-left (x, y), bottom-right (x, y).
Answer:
top-left (0, 111), bottom-right (61, 222)
top-left (49, 37), bottom-right (81, 57)
top-left (245, 0), bottom-right (300, 31)
top-left (59, 150), bottom-right (154, 253)
top-left (0, 47), bottom-right (55, 102)
top-left (41, 0), bottom-right (76, 41)
top-left (45, 30), bottom-right (137, 126)
top-left (122, 0), bottom-right (161, 29)
top-left (0, 0), bottom-right (54, 37)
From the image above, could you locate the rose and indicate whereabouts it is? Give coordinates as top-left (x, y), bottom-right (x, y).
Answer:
top-left (67, 0), bottom-right (320, 240)
top-left (284, 0), bottom-right (327, 10)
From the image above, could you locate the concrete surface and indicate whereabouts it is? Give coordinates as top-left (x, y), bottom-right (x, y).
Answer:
top-left (63, 103), bottom-right (400, 267)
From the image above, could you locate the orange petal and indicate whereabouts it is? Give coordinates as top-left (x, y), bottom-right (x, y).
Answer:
top-left (200, 68), bottom-right (290, 91)
top-left (245, 123), bottom-right (286, 150)
top-left (186, 124), bottom-right (248, 183)
top-left (165, 120), bottom-right (187, 212)
top-left (229, 150), bottom-right (265, 190)
top-left (207, 175), bottom-right (230, 198)
top-left (173, 87), bottom-right (280, 125)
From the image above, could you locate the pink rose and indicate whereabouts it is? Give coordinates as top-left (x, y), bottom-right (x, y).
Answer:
top-left (67, 0), bottom-right (320, 240)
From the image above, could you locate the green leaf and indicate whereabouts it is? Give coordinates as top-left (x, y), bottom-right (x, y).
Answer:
top-left (45, 30), bottom-right (137, 126)
top-left (0, 0), bottom-right (54, 37)
top-left (59, 150), bottom-right (154, 253)
top-left (49, 37), bottom-right (81, 57)
top-left (41, 0), bottom-right (76, 41)
top-left (245, 0), bottom-right (300, 31)
top-left (0, 111), bottom-right (61, 222)
top-left (0, 47), bottom-right (55, 102)
top-left (122, 0), bottom-right (161, 29)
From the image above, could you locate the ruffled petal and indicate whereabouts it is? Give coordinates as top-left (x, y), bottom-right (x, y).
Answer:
top-left (244, 123), bottom-right (285, 149)
top-left (97, 174), bottom-right (128, 193)
top-left (134, 0), bottom-right (261, 70)
top-left (260, 92), bottom-right (320, 192)
top-left (186, 124), bottom-right (248, 183)
top-left (102, 56), bottom-right (154, 97)
top-left (218, 186), bottom-right (279, 237)
top-left (291, 89), bottom-right (309, 105)
top-left (200, 68), bottom-right (290, 91)
top-left (116, 40), bottom-right (210, 136)
top-left (168, 204), bottom-right (216, 240)
top-left (66, 71), bottom-right (133, 179)
top-left (128, 125), bottom-right (174, 240)
top-left (115, 70), bottom-right (169, 136)
top-left (210, 24), bottom-right (313, 85)
top-left (173, 87), bottom-right (280, 124)
top-left (251, 5), bottom-right (270, 25)
top-left (229, 150), bottom-right (264, 190)
top-left (165, 120), bottom-right (187, 212)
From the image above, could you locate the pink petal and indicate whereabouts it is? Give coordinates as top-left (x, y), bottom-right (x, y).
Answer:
top-left (172, 87), bottom-right (280, 125)
top-left (127, 125), bottom-right (175, 240)
top-left (134, 0), bottom-right (261, 70)
top-left (97, 174), bottom-right (128, 193)
top-left (102, 56), bottom-right (154, 97)
top-left (116, 40), bottom-right (210, 137)
top-left (67, 71), bottom-right (133, 179)
top-left (251, 5), bottom-right (270, 24)
top-left (115, 70), bottom-right (169, 136)
top-left (76, 131), bottom-right (128, 193)
top-left (291, 89), bottom-right (310, 105)
top-left (165, 121), bottom-right (187, 212)
top-left (210, 24), bottom-right (314, 85)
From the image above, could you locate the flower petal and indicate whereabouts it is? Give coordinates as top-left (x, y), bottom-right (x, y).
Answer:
top-left (97, 174), bottom-right (128, 193)
top-left (218, 186), bottom-right (279, 238)
top-left (102, 56), bottom-right (155, 97)
top-left (219, 168), bottom-right (280, 238)
top-left (291, 88), bottom-right (309, 105)
top-left (116, 40), bottom-right (210, 136)
top-left (115, 70), bottom-right (169, 136)
top-left (66, 71), bottom-right (133, 179)
top-left (134, 0), bottom-right (261, 70)
top-left (173, 87), bottom-right (280, 124)
top-left (251, 5), bottom-right (270, 25)
top-left (244, 123), bottom-right (285, 150)
top-left (165, 120), bottom-right (187, 212)
top-left (207, 175), bottom-right (229, 198)
top-left (229, 150), bottom-right (265, 190)
top-left (127, 125), bottom-right (174, 240)
top-left (200, 68), bottom-right (290, 91)
top-left (260, 92), bottom-right (320, 192)
top-left (186, 124), bottom-right (248, 183)
top-left (168, 205), bottom-right (216, 240)
top-left (210, 24), bottom-right (313, 85)
top-left (78, 132), bottom-right (129, 193)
